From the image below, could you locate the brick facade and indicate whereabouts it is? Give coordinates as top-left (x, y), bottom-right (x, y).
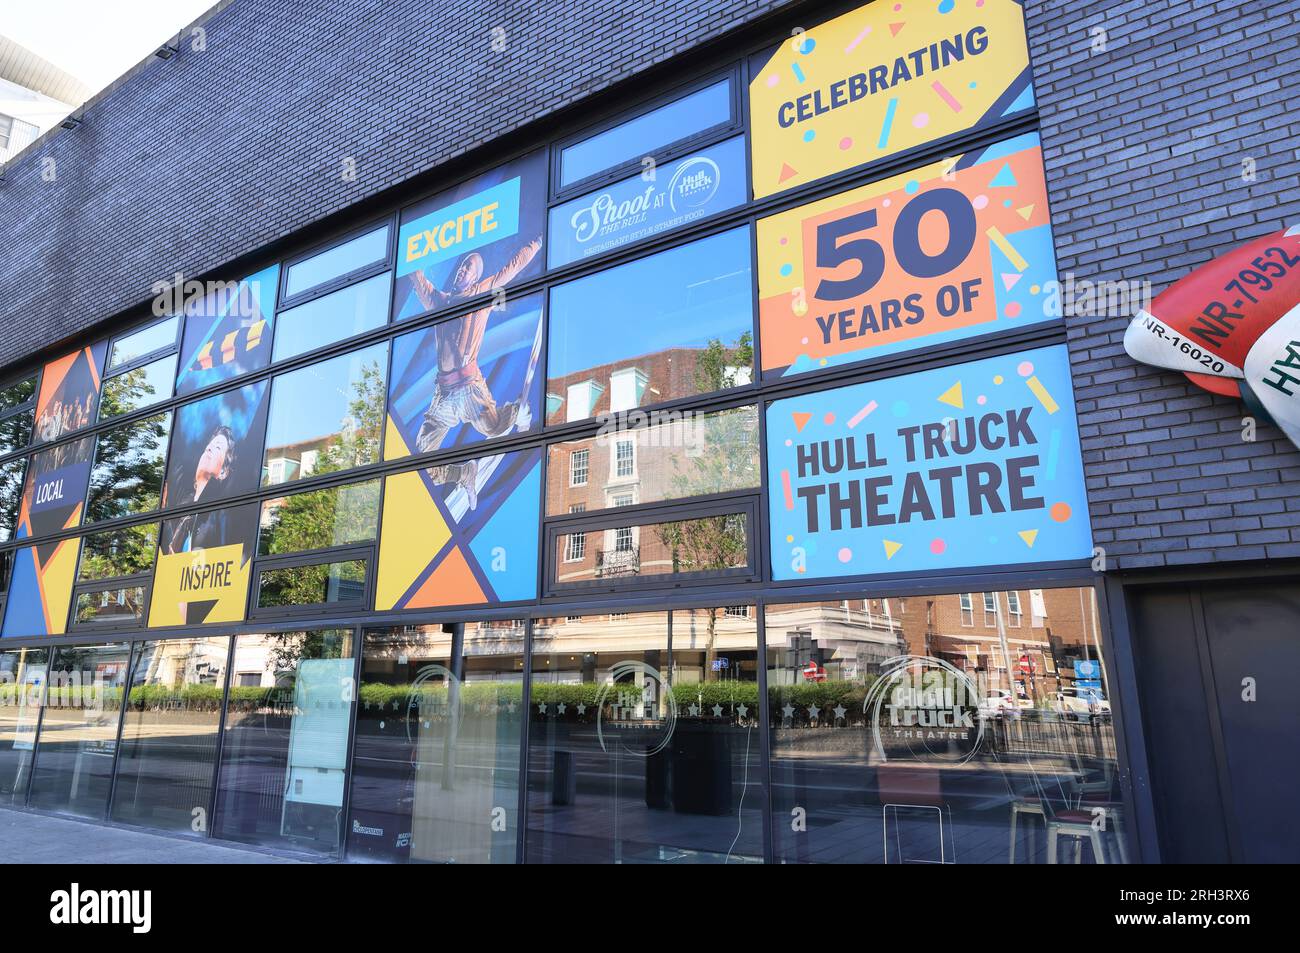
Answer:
top-left (1023, 0), bottom-right (1300, 568)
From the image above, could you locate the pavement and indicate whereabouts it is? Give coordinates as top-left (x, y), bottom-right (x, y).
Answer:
top-left (0, 807), bottom-right (309, 864)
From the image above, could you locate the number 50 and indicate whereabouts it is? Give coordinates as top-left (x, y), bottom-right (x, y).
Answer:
top-left (813, 188), bottom-right (977, 301)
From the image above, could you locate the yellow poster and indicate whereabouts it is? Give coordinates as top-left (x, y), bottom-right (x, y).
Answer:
top-left (148, 504), bottom-right (258, 627)
top-left (749, 0), bottom-right (1034, 198)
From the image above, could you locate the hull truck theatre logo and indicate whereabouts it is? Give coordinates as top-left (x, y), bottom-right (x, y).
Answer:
top-left (863, 655), bottom-right (984, 764)
top-left (667, 154), bottom-right (722, 213)
top-left (596, 660), bottom-right (677, 757)
top-left (1123, 224), bottom-right (1300, 451)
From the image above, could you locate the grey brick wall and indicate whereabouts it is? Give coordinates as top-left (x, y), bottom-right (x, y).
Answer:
top-left (0, 0), bottom-right (795, 369)
top-left (1025, 0), bottom-right (1300, 569)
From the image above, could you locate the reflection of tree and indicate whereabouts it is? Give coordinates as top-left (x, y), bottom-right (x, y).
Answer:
top-left (256, 364), bottom-right (384, 608)
top-left (0, 459), bottom-right (25, 538)
top-left (99, 365), bottom-right (159, 419)
top-left (262, 630), bottom-right (350, 688)
top-left (653, 332), bottom-right (757, 678)
top-left (79, 524), bottom-right (158, 580)
top-left (87, 382), bottom-right (170, 523)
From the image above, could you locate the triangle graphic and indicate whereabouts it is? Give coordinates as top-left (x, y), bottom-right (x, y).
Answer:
top-left (1018, 529), bottom-right (1039, 548)
top-left (938, 381), bottom-right (964, 409)
top-left (989, 163), bottom-right (1018, 188)
top-left (1001, 273), bottom-right (1022, 291)
top-left (883, 539), bottom-right (902, 560)
top-left (778, 162), bottom-right (799, 183)
top-left (1285, 224), bottom-right (1300, 237)
top-left (1016, 204), bottom-right (1035, 221)
top-left (409, 546), bottom-right (487, 609)
top-left (889, 22), bottom-right (905, 37)
top-left (792, 411), bottom-right (813, 432)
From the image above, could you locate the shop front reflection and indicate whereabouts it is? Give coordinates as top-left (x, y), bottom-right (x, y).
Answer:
top-left (767, 587), bottom-right (1128, 864)
top-left (525, 608), bottom-right (764, 864)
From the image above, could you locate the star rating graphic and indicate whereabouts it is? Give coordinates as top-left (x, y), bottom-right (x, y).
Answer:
top-left (576, 703), bottom-right (587, 715)
top-left (807, 705), bottom-right (820, 721)
top-left (711, 704), bottom-right (724, 718)
top-left (688, 703), bottom-right (701, 717)
top-left (833, 704), bottom-right (847, 722)
top-left (737, 703), bottom-right (749, 718)
top-left (782, 703), bottom-right (796, 721)
top-left (556, 702), bottom-right (567, 715)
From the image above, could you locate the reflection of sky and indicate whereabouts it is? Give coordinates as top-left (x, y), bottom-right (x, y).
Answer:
top-left (547, 228), bottom-right (753, 377)
top-left (274, 272), bottom-right (391, 363)
top-left (264, 343), bottom-right (387, 448)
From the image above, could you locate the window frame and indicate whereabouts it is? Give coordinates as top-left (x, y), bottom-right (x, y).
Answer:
top-left (550, 68), bottom-right (742, 200)
top-left (277, 215), bottom-right (397, 313)
top-left (104, 312), bottom-right (183, 381)
top-left (248, 543), bottom-right (375, 620)
top-left (544, 497), bottom-right (758, 596)
top-left (67, 524), bottom-right (160, 633)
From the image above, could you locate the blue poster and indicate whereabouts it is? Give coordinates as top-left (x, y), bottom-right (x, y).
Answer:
top-left (548, 136), bottom-right (748, 267)
top-left (175, 264), bottom-right (279, 396)
top-left (392, 150), bottom-right (547, 322)
top-left (767, 344), bottom-right (1092, 580)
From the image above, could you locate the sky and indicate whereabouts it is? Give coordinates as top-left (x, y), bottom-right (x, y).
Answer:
top-left (2, 0), bottom-right (216, 98)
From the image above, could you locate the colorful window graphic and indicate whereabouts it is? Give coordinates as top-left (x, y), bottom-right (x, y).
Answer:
top-left (149, 502), bottom-right (259, 627)
top-left (33, 342), bottom-right (107, 444)
top-left (164, 381), bottom-right (270, 511)
top-left (393, 150), bottom-right (547, 322)
top-left (748, 0), bottom-right (1034, 198)
top-left (766, 344), bottom-right (1092, 581)
top-left (758, 133), bottom-right (1056, 378)
top-left (385, 292), bottom-right (544, 460)
top-left (175, 264), bottom-right (280, 396)
top-left (548, 136), bottom-right (748, 268)
top-left (375, 448), bottom-right (541, 611)
top-left (0, 437), bottom-right (95, 638)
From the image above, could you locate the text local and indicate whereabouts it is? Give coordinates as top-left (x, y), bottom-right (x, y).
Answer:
top-left (404, 200), bottom-right (501, 264)
top-left (794, 407), bottom-right (1045, 532)
top-left (776, 28), bottom-right (990, 128)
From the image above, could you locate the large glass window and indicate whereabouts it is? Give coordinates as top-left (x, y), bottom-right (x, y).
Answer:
top-left (72, 523), bottom-right (158, 628)
top-left (558, 78), bottom-right (733, 188)
top-left (107, 315), bottom-right (180, 371)
top-left (262, 343), bottom-right (386, 486)
top-left (257, 479), bottom-right (380, 556)
top-left (546, 405), bottom-right (759, 515)
top-left (347, 621), bottom-right (526, 863)
top-left (284, 224), bottom-right (390, 300)
top-left (551, 509), bottom-right (752, 589)
top-left (273, 271), bottom-right (392, 363)
top-left (86, 412), bottom-right (171, 523)
top-left (0, 374), bottom-right (36, 457)
top-left (99, 354), bottom-right (178, 420)
top-left (0, 457), bottom-right (25, 542)
top-left (111, 636), bottom-right (229, 833)
top-left (27, 643), bottom-right (131, 818)
top-left (0, 646), bottom-right (48, 805)
top-left (766, 587), bottom-right (1128, 864)
top-left (213, 630), bottom-right (355, 853)
top-left (526, 608), bottom-right (763, 863)
top-left (546, 227), bottom-right (753, 424)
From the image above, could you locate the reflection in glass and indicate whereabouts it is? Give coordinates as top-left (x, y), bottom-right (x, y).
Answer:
top-left (766, 588), bottom-right (1128, 864)
top-left (0, 376), bottom-right (36, 413)
top-left (27, 643), bottom-right (131, 817)
top-left (78, 523), bottom-right (159, 581)
top-left (0, 458), bottom-right (25, 542)
top-left (547, 406), bottom-right (759, 516)
top-left (86, 413), bottom-right (170, 523)
top-left (108, 316), bottom-right (179, 371)
top-left (559, 79), bottom-right (731, 187)
top-left (274, 272), bottom-right (391, 363)
top-left (257, 559), bottom-right (367, 609)
top-left (258, 479), bottom-right (379, 555)
top-left (546, 228), bottom-right (753, 424)
top-left (262, 344), bottom-right (386, 487)
top-left (0, 408), bottom-right (33, 456)
top-left (214, 630), bottom-right (354, 853)
top-left (0, 646), bottom-right (48, 804)
top-left (285, 225), bottom-right (389, 300)
top-left (347, 622), bottom-right (525, 863)
top-left (74, 587), bottom-right (147, 626)
top-left (553, 511), bottom-right (749, 587)
top-left (526, 609), bottom-right (763, 863)
top-left (99, 355), bottom-right (178, 420)
top-left (111, 637), bottom-right (228, 832)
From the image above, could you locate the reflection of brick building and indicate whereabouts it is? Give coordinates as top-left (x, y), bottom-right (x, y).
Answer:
top-left (889, 588), bottom-right (1105, 704)
top-left (545, 345), bottom-right (750, 425)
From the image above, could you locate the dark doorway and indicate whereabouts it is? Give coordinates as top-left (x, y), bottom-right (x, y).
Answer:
top-left (1130, 581), bottom-right (1300, 863)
